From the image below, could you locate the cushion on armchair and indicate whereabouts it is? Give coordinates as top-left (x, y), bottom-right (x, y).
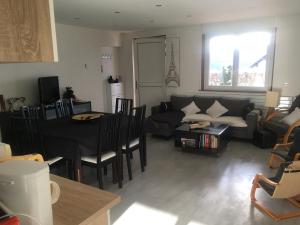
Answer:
top-left (281, 107), bottom-right (300, 126)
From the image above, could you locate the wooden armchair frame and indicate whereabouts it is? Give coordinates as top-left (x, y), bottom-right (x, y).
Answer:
top-left (251, 173), bottom-right (300, 221)
top-left (268, 142), bottom-right (300, 168)
top-left (266, 110), bottom-right (300, 144)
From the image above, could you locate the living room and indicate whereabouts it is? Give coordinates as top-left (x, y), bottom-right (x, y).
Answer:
top-left (1, 1), bottom-right (300, 225)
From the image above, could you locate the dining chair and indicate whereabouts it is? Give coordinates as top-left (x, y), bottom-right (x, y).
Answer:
top-left (0, 95), bottom-right (5, 112)
top-left (268, 128), bottom-right (300, 168)
top-left (21, 105), bottom-right (45, 120)
top-left (122, 105), bottom-right (146, 180)
top-left (55, 99), bottom-right (74, 119)
top-left (81, 113), bottom-right (122, 189)
top-left (251, 161), bottom-right (300, 221)
top-left (10, 116), bottom-right (64, 167)
top-left (115, 98), bottom-right (133, 115)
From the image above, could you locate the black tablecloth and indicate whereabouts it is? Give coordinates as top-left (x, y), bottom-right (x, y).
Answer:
top-left (39, 116), bottom-right (128, 157)
top-left (40, 119), bottom-right (99, 156)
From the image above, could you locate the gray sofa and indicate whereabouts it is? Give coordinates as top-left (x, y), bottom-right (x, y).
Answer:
top-left (147, 95), bottom-right (258, 140)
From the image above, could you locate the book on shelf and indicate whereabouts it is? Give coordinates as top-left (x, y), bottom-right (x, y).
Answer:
top-left (198, 134), bottom-right (218, 149)
top-left (181, 138), bottom-right (196, 148)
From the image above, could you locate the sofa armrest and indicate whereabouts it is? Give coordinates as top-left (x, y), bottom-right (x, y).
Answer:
top-left (151, 105), bottom-right (161, 115)
top-left (246, 110), bottom-right (259, 135)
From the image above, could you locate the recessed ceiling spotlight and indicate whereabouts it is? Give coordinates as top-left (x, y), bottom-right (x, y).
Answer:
top-left (114, 11), bottom-right (120, 14)
top-left (155, 4), bottom-right (162, 7)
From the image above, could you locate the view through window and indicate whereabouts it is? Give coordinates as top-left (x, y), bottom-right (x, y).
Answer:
top-left (205, 31), bottom-right (274, 91)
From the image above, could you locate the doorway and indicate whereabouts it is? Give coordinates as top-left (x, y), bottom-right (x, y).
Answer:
top-left (133, 36), bottom-right (166, 116)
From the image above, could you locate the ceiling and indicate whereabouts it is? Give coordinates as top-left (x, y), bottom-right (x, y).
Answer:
top-left (54, 0), bottom-right (300, 31)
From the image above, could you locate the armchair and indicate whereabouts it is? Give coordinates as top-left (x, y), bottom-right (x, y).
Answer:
top-left (268, 128), bottom-right (300, 168)
top-left (251, 161), bottom-right (300, 221)
top-left (263, 94), bottom-right (300, 144)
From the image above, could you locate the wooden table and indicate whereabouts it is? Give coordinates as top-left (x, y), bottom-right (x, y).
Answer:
top-left (51, 175), bottom-right (121, 225)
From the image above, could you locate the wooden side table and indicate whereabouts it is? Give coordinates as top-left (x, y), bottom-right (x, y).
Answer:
top-left (51, 175), bottom-right (120, 225)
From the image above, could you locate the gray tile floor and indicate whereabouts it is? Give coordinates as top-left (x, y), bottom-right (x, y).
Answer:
top-left (80, 136), bottom-right (300, 225)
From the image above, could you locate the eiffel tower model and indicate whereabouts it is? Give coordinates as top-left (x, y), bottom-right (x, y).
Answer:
top-left (166, 42), bottom-right (180, 86)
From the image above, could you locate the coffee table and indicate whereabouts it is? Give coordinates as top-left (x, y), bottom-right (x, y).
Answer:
top-left (174, 123), bottom-right (231, 157)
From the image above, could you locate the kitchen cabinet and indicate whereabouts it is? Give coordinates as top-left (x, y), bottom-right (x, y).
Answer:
top-left (0, 0), bottom-right (58, 62)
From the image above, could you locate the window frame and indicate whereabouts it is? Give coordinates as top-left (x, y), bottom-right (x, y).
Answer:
top-left (203, 29), bottom-right (276, 92)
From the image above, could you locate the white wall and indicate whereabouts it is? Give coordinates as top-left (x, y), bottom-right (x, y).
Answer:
top-left (120, 14), bottom-right (300, 103)
top-left (0, 23), bottom-right (121, 111)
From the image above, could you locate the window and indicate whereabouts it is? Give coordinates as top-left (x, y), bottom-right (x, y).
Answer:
top-left (204, 31), bottom-right (275, 91)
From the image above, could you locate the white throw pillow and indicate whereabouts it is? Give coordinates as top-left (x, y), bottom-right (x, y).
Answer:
top-left (206, 100), bottom-right (228, 118)
top-left (181, 101), bottom-right (201, 116)
top-left (282, 107), bottom-right (300, 126)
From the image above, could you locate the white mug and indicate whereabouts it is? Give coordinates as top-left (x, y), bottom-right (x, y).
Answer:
top-left (50, 181), bottom-right (60, 204)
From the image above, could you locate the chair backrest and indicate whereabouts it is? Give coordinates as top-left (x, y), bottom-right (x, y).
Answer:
top-left (55, 99), bottom-right (74, 119)
top-left (10, 116), bottom-right (43, 155)
top-left (273, 160), bottom-right (300, 198)
top-left (21, 105), bottom-right (44, 120)
top-left (288, 128), bottom-right (300, 159)
top-left (0, 95), bottom-right (5, 112)
top-left (115, 98), bottom-right (133, 115)
top-left (127, 105), bottom-right (146, 141)
top-left (97, 114), bottom-right (122, 159)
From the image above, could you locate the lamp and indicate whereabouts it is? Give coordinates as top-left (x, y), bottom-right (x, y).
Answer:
top-left (265, 91), bottom-right (280, 118)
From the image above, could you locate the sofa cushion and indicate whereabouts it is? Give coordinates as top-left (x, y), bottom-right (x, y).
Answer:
top-left (263, 120), bottom-right (289, 136)
top-left (206, 100), bottom-right (228, 118)
top-left (182, 113), bottom-right (213, 123)
top-left (181, 101), bottom-right (201, 116)
top-left (182, 114), bottom-right (247, 128)
top-left (193, 96), bottom-right (220, 112)
top-left (150, 111), bottom-right (184, 128)
top-left (160, 102), bottom-right (172, 113)
top-left (170, 96), bottom-right (193, 111)
top-left (219, 98), bottom-right (250, 117)
top-left (214, 116), bottom-right (247, 128)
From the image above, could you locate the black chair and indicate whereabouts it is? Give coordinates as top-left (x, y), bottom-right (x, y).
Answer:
top-left (268, 128), bottom-right (300, 168)
top-left (21, 105), bottom-right (45, 120)
top-left (55, 99), bottom-right (74, 119)
top-left (81, 114), bottom-right (123, 189)
top-left (115, 98), bottom-right (133, 115)
top-left (122, 105), bottom-right (146, 180)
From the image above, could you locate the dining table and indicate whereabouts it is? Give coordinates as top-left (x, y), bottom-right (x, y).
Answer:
top-left (38, 113), bottom-right (141, 182)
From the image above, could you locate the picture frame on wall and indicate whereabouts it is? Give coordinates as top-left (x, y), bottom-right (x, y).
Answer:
top-left (165, 37), bottom-right (180, 87)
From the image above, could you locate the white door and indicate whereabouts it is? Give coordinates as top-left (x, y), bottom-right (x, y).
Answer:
top-left (134, 37), bottom-right (166, 116)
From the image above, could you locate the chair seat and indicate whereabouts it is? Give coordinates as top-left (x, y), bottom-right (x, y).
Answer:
top-left (46, 157), bottom-right (63, 165)
top-left (122, 138), bottom-right (139, 150)
top-left (81, 151), bottom-right (116, 164)
top-left (271, 150), bottom-right (293, 161)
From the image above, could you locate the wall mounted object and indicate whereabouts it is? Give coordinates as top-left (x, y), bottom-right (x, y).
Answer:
top-left (165, 37), bottom-right (180, 87)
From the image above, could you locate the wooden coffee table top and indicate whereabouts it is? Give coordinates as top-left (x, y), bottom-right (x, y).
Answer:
top-left (175, 123), bottom-right (229, 136)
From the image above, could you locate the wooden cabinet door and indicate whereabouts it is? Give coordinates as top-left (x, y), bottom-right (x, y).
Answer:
top-left (0, 0), bottom-right (58, 62)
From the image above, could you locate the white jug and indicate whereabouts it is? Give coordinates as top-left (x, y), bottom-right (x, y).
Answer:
top-left (0, 160), bottom-right (60, 225)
